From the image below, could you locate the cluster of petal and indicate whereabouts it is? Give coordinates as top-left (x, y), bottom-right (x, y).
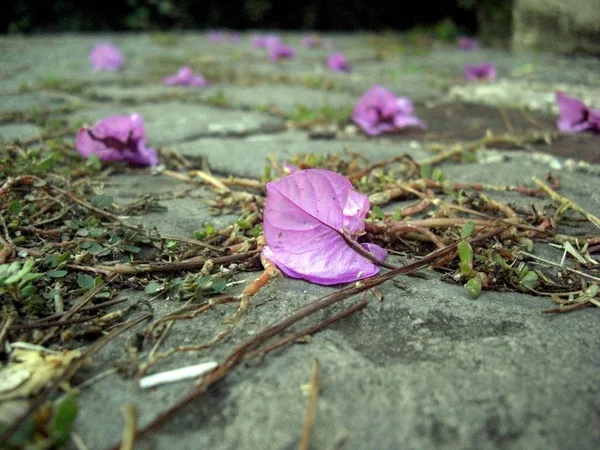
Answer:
top-left (457, 36), bottom-right (480, 50)
top-left (262, 169), bottom-right (387, 285)
top-left (326, 52), bottom-right (351, 72)
top-left (464, 62), bottom-right (497, 81)
top-left (89, 43), bottom-right (124, 71)
top-left (555, 92), bottom-right (600, 133)
top-left (252, 33), bottom-right (281, 49)
top-left (302, 35), bottom-right (321, 48)
top-left (268, 42), bottom-right (296, 61)
top-left (352, 86), bottom-right (425, 136)
top-left (76, 114), bottom-right (158, 167)
top-left (163, 66), bottom-right (208, 87)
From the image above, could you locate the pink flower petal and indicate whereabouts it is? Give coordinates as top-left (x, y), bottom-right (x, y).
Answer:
top-left (89, 43), bottom-right (124, 71)
top-left (464, 62), bottom-right (497, 81)
top-left (262, 169), bottom-right (387, 285)
top-left (76, 114), bottom-right (158, 167)
top-left (326, 52), bottom-right (351, 72)
top-left (555, 91), bottom-right (595, 133)
top-left (352, 86), bottom-right (425, 136)
top-left (163, 66), bottom-right (208, 87)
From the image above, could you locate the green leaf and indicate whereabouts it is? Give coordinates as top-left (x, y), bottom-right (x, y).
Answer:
top-left (8, 200), bottom-right (23, 216)
top-left (391, 207), bottom-right (403, 221)
top-left (56, 251), bottom-right (71, 265)
top-left (85, 154), bottom-right (102, 171)
top-left (125, 245), bottom-right (141, 254)
top-left (432, 168), bottom-right (445, 182)
top-left (370, 206), bottom-right (385, 220)
top-left (464, 277), bottom-right (482, 299)
top-left (88, 227), bottom-right (106, 238)
top-left (420, 163), bottom-right (433, 180)
top-left (20, 284), bottom-right (36, 297)
top-left (77, 274), bottom-right (95, 290)
top-left (145, 281), bottom-right (162, 294)
top-left (47, 270), bottom-right (68, 278)
top-left (166, 240), bottom-right (177, 248)
top-left (36, 154), bottom-right (58, 173)
top-left (90, 195), bottom-right (113, 210)
top-left (49, 393), bottom-right (78, 445)
top-left (460, 221), bottom-right (475, 239)
top-left (457, 240), bottom-right (473, 265)
top-left (519, 271), bottom-right (538, 290)
top-left (86, 243), bottom-right (104, 254)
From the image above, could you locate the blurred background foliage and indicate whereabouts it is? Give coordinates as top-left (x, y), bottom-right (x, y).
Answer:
top-left (2, 0), bottom-right (512, 41)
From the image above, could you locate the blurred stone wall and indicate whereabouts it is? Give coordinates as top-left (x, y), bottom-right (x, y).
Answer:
top-left (513, 0), bottom-right (600, 55)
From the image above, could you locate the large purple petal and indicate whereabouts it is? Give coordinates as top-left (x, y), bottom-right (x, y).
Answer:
top-left (555, 91), bottom-right (593, 133)
top-left (76, 114), bottom-right (158, 167)
top-left (262, 169), bottom-right (386, 285)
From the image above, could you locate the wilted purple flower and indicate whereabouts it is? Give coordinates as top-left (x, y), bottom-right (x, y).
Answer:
top-left (352, 86), bottom-right (425, 136)
top-left (89, 43), bottom-right (124, 71)
top-left (268, 43), bottom-right (296, 62)
top-left (302, 35), bottom-right (321, 48)
top-left (457, 36), bottom-right (480, 50)
top-left (163, 66), bottom-right (208, 87)
top-left (555, 92), bottom-right (600, 134)
top-left (76, 114), bottom-right (158, 167)
top-left (252, 33), bottom-right (281, 49)
top-left (326, 52), bottom-right (351, 72)
top-left (262, 169), bottom-right (387, 285)
top-left (464, 62), bottom-right (497, 81)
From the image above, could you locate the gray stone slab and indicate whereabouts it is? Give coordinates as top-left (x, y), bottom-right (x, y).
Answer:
top-left (177, 132), bottom-right (431, 178)
top-left (448, 79), bottom-right (600, 113)
top-left (0, 92), bottom-right (65, 114)
top-left (97, 173), bottom-right (237, 236)
top-left (68, 102), bottom-right (284, 145)
top-left (0, 123), bottom-right (42, 141)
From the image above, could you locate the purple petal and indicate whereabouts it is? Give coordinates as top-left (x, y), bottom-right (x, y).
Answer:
top-left (89, 43), bottom-right (124, 71)
top-left (76, 114), bottom-right (158, 167)
top-left (352, 86), bottom-right (425, 136)
top-left (163, 66), bottom-right (208, 87)
top-left (268, 43), bottom-right (296, 61)
top-left (464, 62), bottom-right (497, 81)
top-left (262, 169), bottom-right (385, 285)
top-left (326, 52), bottom-right (351, 72)
top-left (252, 34), bottom-right (281, 49)
top-left (555, 91), bottom-right (594, 133)
top-left (361, 243), bottom-right (388, 262)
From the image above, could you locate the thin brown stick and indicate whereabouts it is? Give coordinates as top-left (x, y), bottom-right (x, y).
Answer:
top-left (298, 360), bottom-right (320, 450)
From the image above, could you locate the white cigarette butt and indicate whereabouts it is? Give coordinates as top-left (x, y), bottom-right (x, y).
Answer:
top-left (139, 361), bottom-right (218, 389)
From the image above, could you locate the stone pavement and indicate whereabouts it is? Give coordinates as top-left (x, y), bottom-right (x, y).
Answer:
top-left (1, 32), bottom-right (599, 449)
